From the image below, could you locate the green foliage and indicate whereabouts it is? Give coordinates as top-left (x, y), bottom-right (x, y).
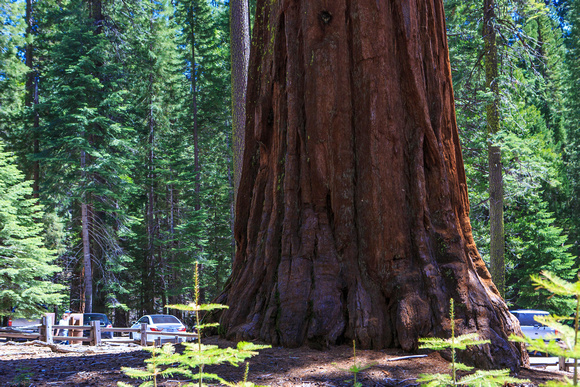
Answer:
top-left (173, 0), bottom-right (233, 303)
top-left (510, 271), bottom-right (580, 386)
top-left (105, 0), bottom-right (233, 315)
top-left (0, 141), bottom-right (64, 316)
top-left (120, 263), bottom-right (269, 387)
top-left (564, 0), bottom-right (580, 260)
top-left (332, 340), bottom-right (376, 387)
top-left (445, 0), bottom-right (577, 316)
top-left (418, 299), bottom-right (527, 387)
top-left (0, 0), bottom-right (26, 144)
top-left (11, 367), bottom-right (34, 387)
top-left (0, 0), bottom-right (235, 319)
top-left (119, 341), bottom-right (268, 387)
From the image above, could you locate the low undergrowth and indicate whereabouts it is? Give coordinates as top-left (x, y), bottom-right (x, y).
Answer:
top-left (418, 298), bottom-right (528, 387)
top-left (511, 271), bottom-right (580, 387)
top-left (118, 263), bottom-right (269, 387)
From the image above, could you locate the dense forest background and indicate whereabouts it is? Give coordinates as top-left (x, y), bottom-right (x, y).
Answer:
top-left (1, 0), bottom-right (580, 326)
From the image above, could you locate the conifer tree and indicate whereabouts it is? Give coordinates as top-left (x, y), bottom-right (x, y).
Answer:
top-left (0, 0), bottom-right (26, 144)
top-left (445, 0), bottom-right (576, 315)
top-left (37, 0), bottom-right (131, 313)
top-left (564, 0), bottom-right (580, 259)
top-left (113, 0), bottom-right (193, 314)
top-left (174, 0), bottom-right (232, 303)
top-left (0, 140), bottom-right (64, 317)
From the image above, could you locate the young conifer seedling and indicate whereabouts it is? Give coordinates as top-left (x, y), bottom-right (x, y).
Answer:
top-left (510, 270), bottom-right (580, 387)
top-left (332, 340), bottom-right (376, 387)
top-left (418, 299), bottom-right (528, 387)
top-left (119, 262), bottom-right (270, 387)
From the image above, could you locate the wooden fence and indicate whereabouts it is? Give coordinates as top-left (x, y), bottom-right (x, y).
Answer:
top-left (0, 316), bottom-right (197, 347)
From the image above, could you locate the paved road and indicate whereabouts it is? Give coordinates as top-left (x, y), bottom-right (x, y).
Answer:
top-left (529, 356), bottom-right (580, 373)
top-left (10, 318), bottom-right (40, 328)
top-left (529, 356), bottom-right (559, 371)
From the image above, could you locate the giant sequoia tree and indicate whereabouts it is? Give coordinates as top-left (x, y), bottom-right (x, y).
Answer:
top-left (219, 0), bottom-right (527, 369)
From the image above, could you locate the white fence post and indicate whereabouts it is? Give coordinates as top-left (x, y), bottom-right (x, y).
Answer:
top-left (41, 316), bottom-right (53, 344)
top-left (91, 320), bottom-right (101, 346)
top-left (140, 323), bottom-right (148, 346)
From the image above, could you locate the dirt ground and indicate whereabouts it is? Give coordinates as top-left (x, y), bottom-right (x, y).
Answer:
top-left (0, 336), bottom-right (568, 386)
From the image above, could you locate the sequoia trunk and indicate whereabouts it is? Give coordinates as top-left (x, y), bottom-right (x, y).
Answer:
top-left (219, 0), bottom-right (526, 369)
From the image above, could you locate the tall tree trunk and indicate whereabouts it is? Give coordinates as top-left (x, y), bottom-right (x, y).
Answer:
top-left (484, 0), bottom-right (505, 297)
top-left (168, 183), bottom-right (182, 319)
top-left (536, 19), bottom-right (546, 79)
top-left (81, 149), bottom-right (93, 313)
top-left (89, 0), bottom-right (103, 31)
top-left (218, 0), bottom-right (526, 370)
top-left (189, 3), bottom-right (205, 301)
top-left (25, 0), bottom-right (40, 198)
top-left (231, 0), bottom-right (251, 205)
top-left (189, 5), bottom-right (200, 210)
top-left (78, 0), bottom-right (103, 316)
top-left (145, 69), bottom-right (157, 314)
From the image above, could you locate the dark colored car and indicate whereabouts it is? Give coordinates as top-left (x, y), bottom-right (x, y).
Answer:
top-left (83, 313), bottom-right (113, 339)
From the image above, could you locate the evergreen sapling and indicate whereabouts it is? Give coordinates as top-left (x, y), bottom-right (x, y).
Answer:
top-left (119, 263), bottom-right (269, 386)
top-left (510, 270), bottom-right (580, 387)
top-left (418, 299), bottom-right (528, 387)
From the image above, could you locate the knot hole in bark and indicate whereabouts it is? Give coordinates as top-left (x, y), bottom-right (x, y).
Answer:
top-left (267, 108), bottom-right (274, 127)
top-left (319, 10), bottom-right (332, 25)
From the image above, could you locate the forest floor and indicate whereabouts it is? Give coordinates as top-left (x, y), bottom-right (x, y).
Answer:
top-left (0, 336), bottom-right (567, 386)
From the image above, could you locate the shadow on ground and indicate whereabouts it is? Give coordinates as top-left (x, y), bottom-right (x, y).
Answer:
top-left (0, 336), bottom-right (567, 386)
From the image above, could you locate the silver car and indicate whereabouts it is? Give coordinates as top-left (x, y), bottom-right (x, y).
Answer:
top-left (510, 309), bottom-right (557, 341)
top-left (130, 314), bottom-right (187, 344)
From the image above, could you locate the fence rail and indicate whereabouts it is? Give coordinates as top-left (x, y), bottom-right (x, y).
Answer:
top-left (0, 316), bottom-right (198, 347)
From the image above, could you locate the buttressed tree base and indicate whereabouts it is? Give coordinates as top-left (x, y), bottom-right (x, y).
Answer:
top-left (218, 0), bottom-right (527, 370)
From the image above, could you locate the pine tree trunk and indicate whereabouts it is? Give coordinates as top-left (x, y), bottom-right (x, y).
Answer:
top-left (189, 4), bottom-right (205, 300)
top-left (189, 5), bottom-right (200, 211)
top-left (25, 0), bottom-right (39, 198)
top-left (483, 0), bottom-right (505, 297)
top-left (231, 0), bottom-right (251, 205)
top-left (168, 184), bottom-right (182, 319)
top-left (78, 0), bottom-right (103, 316)
top-left (81, 151), bottom-right (93, 313)
top-left (219, 0), bottom-right (526, 370)
top-left (145, 72), bottom-right (156, 314)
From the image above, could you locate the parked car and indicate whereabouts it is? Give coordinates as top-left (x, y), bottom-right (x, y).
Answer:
top-left (510, 309), bottom-right (558, 341)
top-left (130, 314), bottom-right (187, 343)
top-left (83, 313), bottom-right (113, 339)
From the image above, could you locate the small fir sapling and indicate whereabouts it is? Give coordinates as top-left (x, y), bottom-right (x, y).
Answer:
top-left (510, 270), bottom-right (580, 387)
top-left (332, 340), bottom-right (376, 387)
top-left (418, 299), bottom-right (528, 387)
top-left (118, 263), bottom-right (269, 387)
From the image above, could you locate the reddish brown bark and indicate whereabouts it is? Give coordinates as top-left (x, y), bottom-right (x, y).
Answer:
top-left (219, 0), bottom-right (527, 369)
